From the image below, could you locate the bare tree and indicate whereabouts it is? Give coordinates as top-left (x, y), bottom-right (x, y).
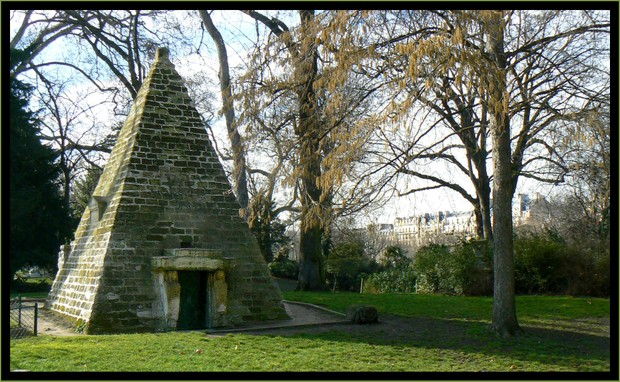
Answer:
top-left (198, 10), bottom-right (249, 215)
top-left (560, 101), bottom-right (611, 240)
top-left (31, 66), bottom-right (114, 215)
top-left (9, 10), bottom-right (92, 79)
top-left (61, 10), bottom-right (163, 99)
top-left (10, 9), bottom-right (218, 219)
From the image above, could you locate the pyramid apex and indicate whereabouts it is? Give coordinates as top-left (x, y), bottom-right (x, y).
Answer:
top-left (155, 47), bottom-right (171, 63)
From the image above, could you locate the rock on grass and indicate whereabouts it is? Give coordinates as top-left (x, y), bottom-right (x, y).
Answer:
top-left (346, 305), bottom-right (379, 324)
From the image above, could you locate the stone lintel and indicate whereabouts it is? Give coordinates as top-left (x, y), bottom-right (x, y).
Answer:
top-left (163, 248), bottom-right (223, 258)
top-left (151, 256), bottom-right (223, 271)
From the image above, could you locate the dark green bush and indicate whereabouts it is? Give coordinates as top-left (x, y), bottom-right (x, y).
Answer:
top-left (514, 230), bottom-right (569, 294)
top-left (365, 245), bottom-right (415, 293)
top-left (585, 246), bottom-right (610, 297)
top-left (565, 234), bottom-right (610, 297)
top-left (268, 255), bottom-right (299, 280)
top-left (248, 194), bottom-right (290, 264)
top-left (364, 263), bottom-right (417, 294)
top-left (513, 229), bottom-right (610, 296)
top-left (380, 245), bottom-right (410, 268)
top-left (453, 240), bottom-right (493, 296)
top-left (413, 242), bottom-right (491, 296)
top-left (327, 241), bottom-right (380, 292)
top-left (413, 244), bottom-right (455, 294)
top-left (361, 228), bottom-right (608, 297)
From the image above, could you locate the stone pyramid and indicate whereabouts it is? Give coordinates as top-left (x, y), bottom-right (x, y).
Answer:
top-left (47, 47), bottom-right (288, 334)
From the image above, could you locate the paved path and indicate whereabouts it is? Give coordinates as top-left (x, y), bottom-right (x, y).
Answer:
top-left (31, 300), bottom-right (348, 336)
top-left (206, 301), bottom-right (349, 334)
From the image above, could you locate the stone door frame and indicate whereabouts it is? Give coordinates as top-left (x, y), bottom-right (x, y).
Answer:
top-left (151, 249), bottom-right (229, 330)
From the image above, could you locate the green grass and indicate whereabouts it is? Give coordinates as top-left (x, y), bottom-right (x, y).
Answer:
top-left (12, 277), bottom-right (53, 285)
top-left (284, 291), bottom-right (610, 322)
top-left (9, 292), bottom-right (611, 373)
top-left (9, 291), bottom-right (50, 299)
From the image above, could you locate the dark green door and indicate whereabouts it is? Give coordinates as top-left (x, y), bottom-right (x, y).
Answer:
top-left (177, 271), bottom-right (207, 330)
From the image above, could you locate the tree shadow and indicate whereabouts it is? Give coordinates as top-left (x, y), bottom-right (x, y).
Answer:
top-left (233, 314), bottom-right (611, 372)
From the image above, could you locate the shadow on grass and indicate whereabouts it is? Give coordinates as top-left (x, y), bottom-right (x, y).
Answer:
top-left (236, 314), bottom-right (611, 372)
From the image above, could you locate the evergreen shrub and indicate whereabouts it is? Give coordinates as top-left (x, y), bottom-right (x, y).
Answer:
top-left (413, 243), bottom-right (488, 295)
top-left (364, 263), bottom-right (417, 294)
top-left (364, 245), bottom-right (416, 293)
top-left (514, 230), bottom-right (568, 294)
top-left (327, 241), bottom-right (380, 292)
top-left (362, 230), bottom-right (608, 297)
top-left (269, 255), bottom-right (299, 280)
top-left (10, 277), bottom-right (52, 294)
top-left (513, 229), bottom-right (610, 296)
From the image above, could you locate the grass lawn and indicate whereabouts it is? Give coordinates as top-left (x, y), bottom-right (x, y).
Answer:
top-left (9, 292), bottom-right (611, 373)
top-left (285, 291), bottom-right (610, 327)
top-left (9, 291), bottom-right (50, 300)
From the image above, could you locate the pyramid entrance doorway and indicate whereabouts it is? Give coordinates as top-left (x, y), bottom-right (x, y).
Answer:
top-left (178, 271), bottom-right (209, 330)
top-left (152, 249), bottom-right (229, 330)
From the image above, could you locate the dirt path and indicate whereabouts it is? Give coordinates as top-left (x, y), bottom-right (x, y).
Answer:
top-left (37, 307), bottom-right (81, 337)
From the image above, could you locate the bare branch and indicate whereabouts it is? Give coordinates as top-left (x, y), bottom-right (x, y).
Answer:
top-left (10, 10), bottom-right (34, 50)
top-left (28, 61), bottom-right (118, 93)
top-left (507, 23), bottom-right (610, 59)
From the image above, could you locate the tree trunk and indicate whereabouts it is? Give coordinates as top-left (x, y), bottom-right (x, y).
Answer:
top-left (295, 10), bottom-right (326, 291)
top-left (296, 135), bottom-right (325, 290)
top-left (199, 10), bottom-right (249, 216)
top-left (473, 179), bottom-right (492, 240)
top-left (491, 117), bottom-right (521, 336)
top-left (479, 183), bottom-right (493, 241)
top-left (485, 11), bottom-right (522, 337)
top-left (473, 205), bottom-right (484, 238)
top-left (62, 165), bottom-right (71, 215)
top-left (298, 223), bottom-right (325, 290)
top-left (243, 9), bottom-right (326, 290)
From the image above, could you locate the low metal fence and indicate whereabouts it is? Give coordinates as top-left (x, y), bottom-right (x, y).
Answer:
top-left (10, 296), bottom-right (38, 339)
